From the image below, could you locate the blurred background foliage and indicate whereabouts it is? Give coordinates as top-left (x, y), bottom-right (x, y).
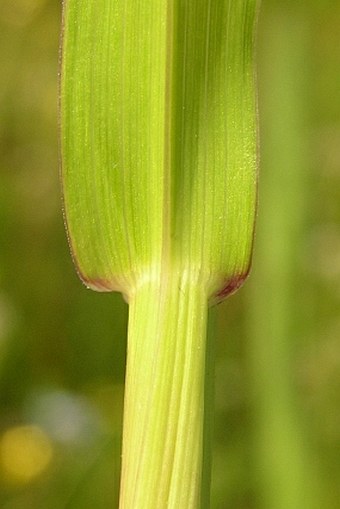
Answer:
top-left (0, 0), bottom-right (339, 507)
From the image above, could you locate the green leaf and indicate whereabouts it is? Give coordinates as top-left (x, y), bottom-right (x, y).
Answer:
top-left (60, 0), bottom-right (258, 304)
top-left (61, 2), bottom-right (259, 506)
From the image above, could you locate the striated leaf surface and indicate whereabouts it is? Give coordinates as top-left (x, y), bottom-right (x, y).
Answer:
top-left (60, 0), bottom-right (259, 303)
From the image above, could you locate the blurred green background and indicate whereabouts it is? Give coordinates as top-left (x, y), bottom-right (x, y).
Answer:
top-left (0, 1), bottom-right (339, 507)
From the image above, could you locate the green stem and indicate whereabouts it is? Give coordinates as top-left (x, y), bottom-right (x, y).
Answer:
top-left (119, 274), bottom-right (209, 508)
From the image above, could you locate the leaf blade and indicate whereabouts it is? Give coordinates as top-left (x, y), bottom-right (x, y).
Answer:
top-left (61, 0), bottom-right (259, 302)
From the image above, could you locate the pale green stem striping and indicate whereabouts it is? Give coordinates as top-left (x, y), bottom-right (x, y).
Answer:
top-left (119, 274), bottom-right (208, 508)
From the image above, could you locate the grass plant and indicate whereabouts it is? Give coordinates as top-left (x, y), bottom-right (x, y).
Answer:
top-left (247, 6), bottom-right (322, 508)
top-left (60, 1), bottom-right (259, 507)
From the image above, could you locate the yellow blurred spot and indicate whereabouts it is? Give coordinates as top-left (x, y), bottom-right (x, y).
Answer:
top-left (0, 425), bottom-right (53, 484)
